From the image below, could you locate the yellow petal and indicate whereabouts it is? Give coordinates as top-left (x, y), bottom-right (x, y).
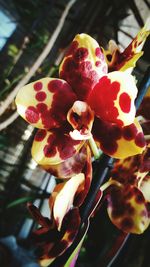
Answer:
top-left (31, 128), bottom-right (84, 167)
top-left (107, 184), bottom-right (150, 234)
top-left (15, 78), bottom-right (76, 129)
top-left (93, 118), bottom-right (146, 159)
top-left (115, 119), bottom-right (146, 158)
top-left (60, 33), bottom-right (107, 100)
top-left (50, 173), bottom-right (85, 231)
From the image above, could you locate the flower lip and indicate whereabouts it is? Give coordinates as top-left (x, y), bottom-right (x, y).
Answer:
top-left (67, 100), bottom-right (94, 141)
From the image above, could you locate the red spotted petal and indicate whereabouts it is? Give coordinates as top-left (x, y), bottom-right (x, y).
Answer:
top-left (43, 145), bottom-right (87, 179)
top-left (88, 72), bottom-right (137, 127)
top-left (111, 156), bottom-right (140, 185)
top-left (32, 127), bottom-right (84, 169)
top-left (67, 100), bottom-right (94, 140)
top-left (107, 185), bottom-right (150, 234)
top-left (111, 145), bottom-right (150, 185)
top-left (15, 78), bottom-right (76, 129)
top-left (49, 145), bottom-right (92, 230)
top-left (60, 33), bottom-right (107, 101)
top-left (92, 117), bottom-right (146, 159)
top-left (31, 207), bottom-right (81, 267)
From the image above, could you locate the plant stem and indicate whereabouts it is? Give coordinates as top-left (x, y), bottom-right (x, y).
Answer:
top-left (100, 179), bottom-right (121, 192)
top-left (88, 136), bottom-right (101, 160)
top-left (135, 66), bottom-right (150, 109)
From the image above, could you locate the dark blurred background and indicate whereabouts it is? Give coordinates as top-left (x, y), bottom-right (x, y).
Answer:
top-left (0, 0), bottom-right (149, 266)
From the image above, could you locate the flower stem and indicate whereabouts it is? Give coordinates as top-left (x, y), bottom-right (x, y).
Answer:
top-left (88, 135), bottom-right (101, 160)
top-left (100, 179), bottom-right (122, 192)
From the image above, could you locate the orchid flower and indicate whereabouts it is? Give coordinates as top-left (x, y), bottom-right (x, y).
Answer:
top-left (103, 23), bottom-right (150, 72)
top-left (15, 26), bottom-right (149, 266)
top-left (27, 146), bottom-right (94, 266)
top-left (101, 87), bottom-right (150, 234)
top-left (102, 145), bottom-right (150, 234)
top-left (28, 203), bottom-right (81, 267)
top-left (16, 32), bottom-right (147, 176)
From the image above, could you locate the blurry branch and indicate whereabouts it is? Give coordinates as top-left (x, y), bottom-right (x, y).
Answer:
top-left (144, 0), bottom-right (150, 9)
top-left (0, 111), bottom-right (18, 131)
top-left (119, 29), bottom-right (133, 39)
top-left (128, 0), bottom-right (144, 27)
top-left (1, 73), bottom-right (24, 99)
top-left (6, 37), bottom-right (30, 77)
top-left (0, 0), bottom-right (76, 117)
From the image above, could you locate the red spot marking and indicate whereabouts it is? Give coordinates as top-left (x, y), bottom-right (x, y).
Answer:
top-left (43, 128), bottom-right (80, 160)
top-left (88, 76), bottom-right (120, 124)
top-left (92, 118), bottom-right (122, 156)
top-left (25, 106), bottom-right (39, 123)
top-left (60, 41), bottom-right (109, 100)
top-left (36, 103), bottom-right (48, 113)
top-left (135, 132), bottom-right (146, 148)
top-left (95, 60), bottom-right (101, 67)
top-left (119, 92), bottom-right (131, 113)
top-left (121, 217), bottom-right (134, 231)
top-left (73, 47), bottom-right (88, 62)
top-left (101, 141), bottom-right (118, 155)
top-left (58, 134), bottom-right (80, 159)
top-left (135, 192), bottom-right (145, 204)
top-left (95, 47), bottom-right (102, 58)
top-left (111, 208), bottom-right (124, 218)
top-left (44, 144), bottom-right (56, 158)
top-left (60, 58), bottom-right (77, 74)
top-left (33, 81), bottom-right (43, 91)
top-left (48, 80), bottom-right (64, 92)
top-left (66, 40), bottom-right (78, 56)
top-left (35, 91), bottom-right (47, 102)
top-left (60, 56), bottom-right (100, 100)
top-left (123, 123), bottom-right (138, 140)
top-left (34, 129), bottom-right (47, 142)
top-left (57, 146), bottom-right (87, 179)
top-left (79, 61), bottom-right (92, 72)
top-left (37, 80), bottom-right (76, 129)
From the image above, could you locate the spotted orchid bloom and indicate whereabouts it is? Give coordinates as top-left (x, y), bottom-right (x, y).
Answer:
top-left (28, 147), bottom-right (93, 266)
top-left (103, 24), bottom-right (150, 72)
top-left (104, 144), bottom-right (150, 234)
top-left (16, 33), bottom-right (147, 179)
top-left (103, 87), bottom-right (150, 235)
top-left (28, 203), bottom-right (80, 267)
top-left (15, 29), bottom-right (149, 266)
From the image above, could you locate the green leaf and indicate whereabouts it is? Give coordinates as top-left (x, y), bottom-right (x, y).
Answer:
top-left (6, 196), bottom-right (36, 209)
